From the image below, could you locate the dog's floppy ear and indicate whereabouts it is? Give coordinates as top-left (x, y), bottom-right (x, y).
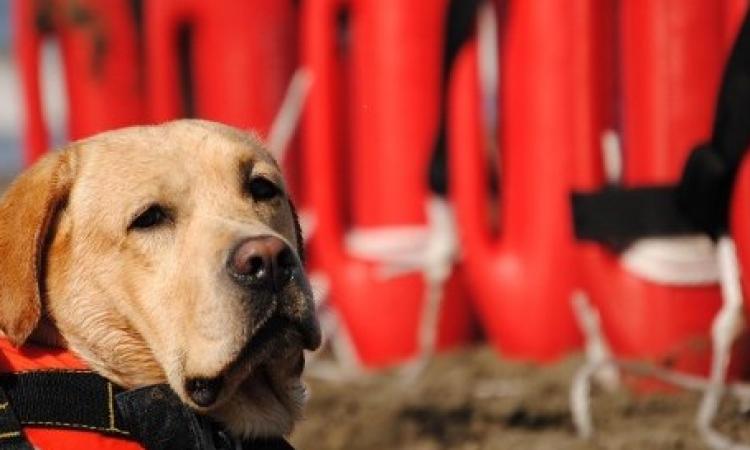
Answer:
top-left (0, 150), bottom-right (76, 345)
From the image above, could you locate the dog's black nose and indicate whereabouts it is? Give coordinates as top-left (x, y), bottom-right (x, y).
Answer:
top-left (185, 377), bottom-right (223, 407)
top-left (228, 236), bottom-right (298, 291)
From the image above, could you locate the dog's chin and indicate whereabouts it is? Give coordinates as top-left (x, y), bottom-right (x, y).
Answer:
top-left (177, 313), bottom-right (316, 438)
top-left (208, 362), bottom-right (308, 438)
top-left (191, 328), bottom-right (309, 439)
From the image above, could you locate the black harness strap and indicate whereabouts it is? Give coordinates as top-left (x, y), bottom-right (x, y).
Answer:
top-left (572, 7), bottom-right (750, 244)
top-left (0, 370), bottom-right (295, 450)
top-left (117, 383), bottom-right (295, 450)
top-left (0, 370), bottom-right (130, 438)
top-left (0, 384), bottom-right (33, 450)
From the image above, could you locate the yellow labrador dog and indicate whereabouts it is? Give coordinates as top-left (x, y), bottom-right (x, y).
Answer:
top-left (0, 120), bottom-right (321, 442)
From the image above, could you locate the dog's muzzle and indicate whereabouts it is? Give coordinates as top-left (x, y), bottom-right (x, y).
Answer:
top-left (225, 234), bottom-right (322, 352)
top-left (227, 236), bottom-right (300, 292)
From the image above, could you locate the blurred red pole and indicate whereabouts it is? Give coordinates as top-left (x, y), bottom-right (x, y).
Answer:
top-left (448, 0), bottom-right (583, 362)
top-left (13, 0), bottom-right (143, 166)
top-left (145, 0), bottom-right (295, 130)
top-left (301, 0), bottom-right (475, 367)
top-left (145, 0), bottom-right (299, 192)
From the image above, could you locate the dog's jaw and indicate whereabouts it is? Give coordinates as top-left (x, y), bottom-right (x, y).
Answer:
top-left (186, 328), bottom-right (311, 439)
top-left (210, 368), bottom-right (308, 438)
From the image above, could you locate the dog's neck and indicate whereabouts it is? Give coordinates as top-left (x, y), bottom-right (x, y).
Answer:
top-left (28, 316), bottom-right (68, 349)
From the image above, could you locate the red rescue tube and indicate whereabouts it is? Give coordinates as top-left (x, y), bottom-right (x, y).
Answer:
top-left (301, 0), bottom-right (474, 367)
top-left (145, 0), bottom-right (296, 132)
top-left (144, 0), bottom-right (300, 195)
top-left (13, 0), bottom-right (143, 165)
top-left (448, 0), bottom-right (583, 362)
top-left (577, 0), bottom-right (741, 376)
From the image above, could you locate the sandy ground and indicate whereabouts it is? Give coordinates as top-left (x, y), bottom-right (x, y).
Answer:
top-left (292, 346), bottom-right (750, 450)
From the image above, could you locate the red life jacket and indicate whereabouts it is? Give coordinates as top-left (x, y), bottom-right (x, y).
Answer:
top-left (0, 338), bottom-right (144, 450)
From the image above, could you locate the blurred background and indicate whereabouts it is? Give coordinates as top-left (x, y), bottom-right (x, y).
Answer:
top-left (0, 1), bottom-right (66, 179)
top-left (5, 1), bottom-right (750, 449)
top-left (0, 1), bottom-right (22, 176)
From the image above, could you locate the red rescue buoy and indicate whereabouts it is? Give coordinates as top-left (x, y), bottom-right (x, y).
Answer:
top-left (301, 0), bottom-right (475, 367)
top-left (13, 0), bottom-right (143, 165)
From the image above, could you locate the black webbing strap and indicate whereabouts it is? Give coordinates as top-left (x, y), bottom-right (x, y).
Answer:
top-left (571, 185), bottom-right (701, 248)
top-left (572, 7), bottom-right (750, 243)
top-left (0, 384), bottom-right (33, 450)
top-left (0, 371), bottom-right (295, 450)
top-left (0, 370), bottom-right (130, 438)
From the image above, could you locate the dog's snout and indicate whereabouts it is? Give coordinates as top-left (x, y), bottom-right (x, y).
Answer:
top-left (228, 236), bottom-right (298, 291)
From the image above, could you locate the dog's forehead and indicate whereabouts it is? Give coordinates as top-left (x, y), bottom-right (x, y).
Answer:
top-left (70, 121), bottom-right (279, 216)
top-left (85, 122), bottom-right (274, 179)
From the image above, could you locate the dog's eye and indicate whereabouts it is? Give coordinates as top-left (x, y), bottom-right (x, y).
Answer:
top-left (129, 204), bottom-right (170, 230)
top-left (247, 177), bottom-right (280, 201)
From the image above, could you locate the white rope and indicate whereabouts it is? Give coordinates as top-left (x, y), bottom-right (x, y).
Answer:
top-left (346, 196), bottom-right (459, 379)
top-left (304, 272), bottom-right (363, 381)
top-left (572, 356), bottom-right (750, 440)
top-left (572, 292), bottom-right (619, 390)
top-left (696, 236), bottom-right (749, 450)
top-left (571, 238), bottom-right (750, 447)
top-left (476, 0), bottom-right (501, 181)
top-left (267, 68), bottom-right (313, 162)
top-left (477, 0), bottom-right (499, 141)
top-left (345, 227), bottom-right (429, 276)
top-left (601, 129), bottom-right (623, 184)
top-left (570, 291), bottom-right (618, 439)
top-left (621, 235), bottom-right (720, 285)
top-left (399, 197), bottom-right (459, 380)
top-left (297, 208), bottom-right (317, 242)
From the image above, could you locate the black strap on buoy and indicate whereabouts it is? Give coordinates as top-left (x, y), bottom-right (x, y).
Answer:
top-left (572, 6), bottom-right (750, 246)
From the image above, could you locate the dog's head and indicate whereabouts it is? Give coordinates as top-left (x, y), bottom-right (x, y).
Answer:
top-left (0, 119), bottom-right (321, 437)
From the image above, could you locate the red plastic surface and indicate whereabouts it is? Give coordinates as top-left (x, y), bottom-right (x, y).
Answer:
top-left (575, 0), bottom-right (745, 374)
top-left (0, 339), bottom-right (144, 450)
top-left (13, 0), bottom-right (144, 165)
top-left (145, 0), bottom-right (300, 193)
top-left (301, 0), bottom-right (475, 367)
top-left (146, 0), bottom-right (296, 130)
top-left (448, 1), bottom-right (583, 362)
